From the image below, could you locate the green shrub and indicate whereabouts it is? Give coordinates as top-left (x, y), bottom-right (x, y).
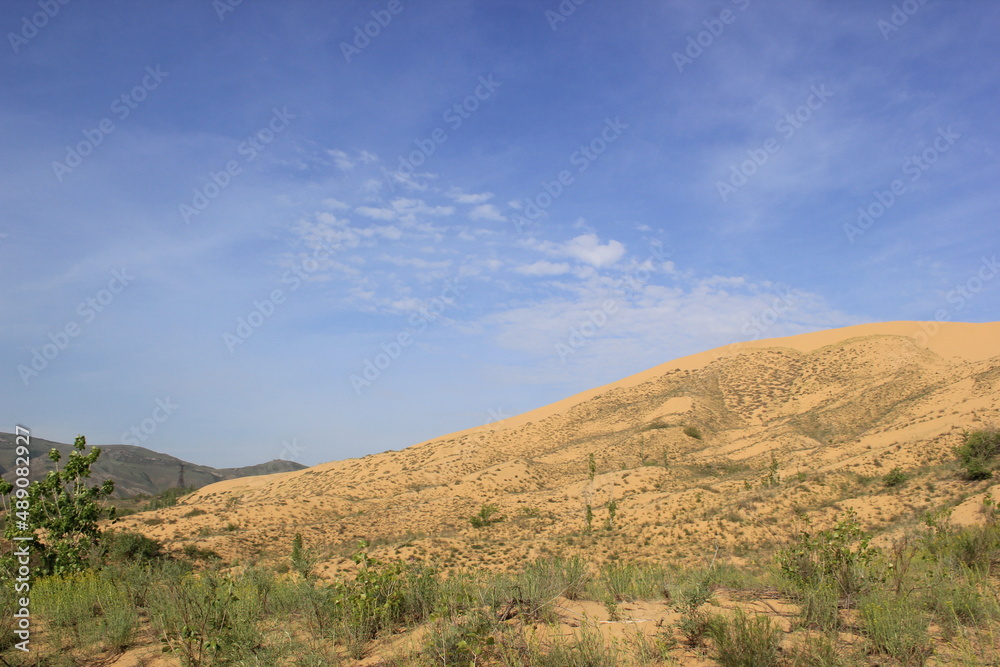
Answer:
top-left (683, 425), bottom-right (703, 440)
top-left (181, 543), bottom-right (221, 561)
top-left (679, 608), bottom-right (712, 647)
top-left (798, 579), bottom-right (840, 631)
top-left (423, 609), bottom-right (497, 666)
top-left (882, 466), bottom-right (908, 487)
top-left (34, 569), bottom-right (137, 652)
top-left (776, 509), bottom-right (884, 601)
top-left (707, 608), bottom-right (781, 667)
top-left (469, 503), bottom-right (504, 528)
top-left (143, 486), bottom-right (196, 511)
top-left (786, 632), bottom-right (848, 666)
top-left (329, 544), bottom-right (416, 657)
top-left (598, 561), bottom-right (667, 601)
top-left (535, 622), bottom-right (622, 666)
top-left (523, 556), bottom-right (589, 602)
top-left (923, 562), bottom-right (999, 633)
top-left (99, 529), bottom-right (164, 564)
top-left (859, 590), bottom-right (931, 665)
top-left (955, 428), bottom-right (1000, 480)
top-left (153, 569), bottom-right (268, 665)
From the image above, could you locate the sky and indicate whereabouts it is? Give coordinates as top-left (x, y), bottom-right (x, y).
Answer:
top-left (1, 0), bottom-right (998, 468)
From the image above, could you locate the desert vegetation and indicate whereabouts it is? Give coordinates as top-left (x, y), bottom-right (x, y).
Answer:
top-left (3, 430), bottom-right (1000, 665)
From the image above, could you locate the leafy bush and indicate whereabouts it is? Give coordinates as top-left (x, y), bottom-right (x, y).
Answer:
top-left (707, 608), bottom-right (781, 667)
top-left (469, 503), bottom-right (505, 528)
top-left (423, 609), bottom-right (497, 666)
top-left (99, 529), bottom-right (164, 564)
top-left (153, 569), bottom-right (267, 665)
top-left (683, 425), bottom-right (703, 440)
top-left (776, 509), bottom-right (884, 601)
top-left (329, 544), bottom-right (420, 657)
top-left (0, 435), bottom-right (116, 576)
top-left (955, 427), bottom-right (1000, 480)
top-left (882, 466), bottom-right (908, 487)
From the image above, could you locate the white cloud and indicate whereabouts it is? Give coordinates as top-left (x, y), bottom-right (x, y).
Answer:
top-left (327, 149), bottom-right (355, 171)
top-left (322, 198), bottom-right (350, 210)
top-left (514, 260), bottom-right (571, 276)
top-left (447, 189), bottom-right (495, 204)
top-left (521, 234), bottom-right (626, 269)
top-left (356, 206), bottom-right (396, 221)
top-left (469, 204), bottom-right (506, 222)
top-left (483, 269), bottom-right (856, 383)
top-left (564, 234), bottom-right (626, 268)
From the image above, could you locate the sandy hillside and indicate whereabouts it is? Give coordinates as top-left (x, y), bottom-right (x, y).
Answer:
top-left (118, 321), bottom-right (1000, 574)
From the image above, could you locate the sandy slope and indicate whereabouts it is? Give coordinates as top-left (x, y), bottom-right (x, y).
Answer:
top-left (119, 321), bottom-right (1000, 574)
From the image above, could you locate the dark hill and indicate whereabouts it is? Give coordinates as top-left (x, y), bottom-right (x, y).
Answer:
top-left (0, 432), bottom-right (305, 498)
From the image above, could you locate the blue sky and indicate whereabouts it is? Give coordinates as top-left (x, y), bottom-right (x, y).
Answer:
top-left (2, 0), bottom-right (997, 468)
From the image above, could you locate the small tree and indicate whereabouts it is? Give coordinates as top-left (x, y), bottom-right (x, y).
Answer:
top-left (955, 428), bottom-right (1000, 480)
top-left (0, 435), bottom-right (115, 575)
top-left (588, 453), bottom-right (596, 482)
top-left (605, 499), bottom-right (618, 531)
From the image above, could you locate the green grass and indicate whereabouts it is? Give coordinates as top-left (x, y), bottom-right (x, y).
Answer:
top-left (707, 608), bottom-right (781, 667)
top-left (7, 493), bottom-right (1000, 666)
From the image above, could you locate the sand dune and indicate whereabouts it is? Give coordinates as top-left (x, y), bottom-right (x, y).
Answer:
top-left (120, 321), bottom-right (1000, 573)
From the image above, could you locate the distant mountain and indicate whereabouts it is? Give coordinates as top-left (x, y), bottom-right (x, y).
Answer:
top-left (0, 433), bottom-right (306, 498)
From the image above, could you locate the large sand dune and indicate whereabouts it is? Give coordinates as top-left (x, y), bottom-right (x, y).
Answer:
top-left (120, 321), bottom-right (1000, 574)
